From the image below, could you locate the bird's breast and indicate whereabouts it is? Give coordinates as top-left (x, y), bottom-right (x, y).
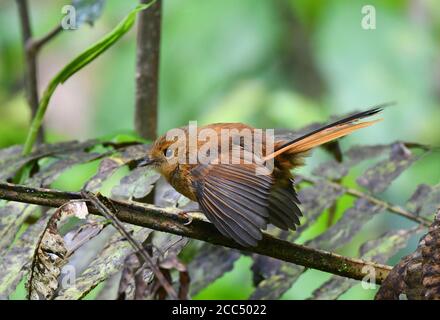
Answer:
top-left (167, 164), bottom-right (198, 202)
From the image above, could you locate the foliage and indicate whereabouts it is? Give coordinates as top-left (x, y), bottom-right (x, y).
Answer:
top-left (0, 127), bottom-right (438, 299)
top-left (21, 1), bottom-right (155, 157)
top-left (1, 0), bottom-right (439, 300)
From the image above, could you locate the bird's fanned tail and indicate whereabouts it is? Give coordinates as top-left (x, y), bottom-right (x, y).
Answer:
top-left (264, 104), bottom-right (390, 160)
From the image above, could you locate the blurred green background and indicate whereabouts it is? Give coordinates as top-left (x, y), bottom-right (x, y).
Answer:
top-left (1, 0), bottom-right (440, 299)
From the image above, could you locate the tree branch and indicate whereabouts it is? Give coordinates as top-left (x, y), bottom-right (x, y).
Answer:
top-left (134, 0), bottom-right (161, 140)
top-left (82, 191), bottom-right (178, 300)
top-left (31, 24), bottom-right (63, 53)
top-left (0, 182), bottom-right (392, 284)
top-left (16, 0), bottom-right (44, 143)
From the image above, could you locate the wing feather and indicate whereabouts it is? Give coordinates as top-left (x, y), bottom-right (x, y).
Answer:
top-left (267, 181), bottom-right (302, 230)
top-left (192, 163), bottom-right (273, 246)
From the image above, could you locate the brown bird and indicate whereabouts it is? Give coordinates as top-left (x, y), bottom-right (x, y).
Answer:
top-left (138, 106), bottom-right (385, 246)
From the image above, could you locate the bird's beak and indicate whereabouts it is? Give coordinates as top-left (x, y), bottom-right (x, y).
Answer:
top-left (136, 156), bottom-right (154, 167)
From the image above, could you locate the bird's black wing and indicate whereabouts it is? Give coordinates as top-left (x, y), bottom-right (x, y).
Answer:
top-left (191, 162), bottom-right (273, 247)
top-left (267, 179), bottom-right (302, 230)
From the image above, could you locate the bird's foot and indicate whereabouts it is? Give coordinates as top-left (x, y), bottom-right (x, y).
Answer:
top-left (178, 210), bottom-right (194, 226)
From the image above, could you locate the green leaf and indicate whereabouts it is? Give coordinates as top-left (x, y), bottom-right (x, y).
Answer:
top-left (22, 2), bottom-right (156, 156)
top-left (84, 144), bottom-right (153, 193)
top-left (83, 158), bottom-right (123, 192)
top-left (0, 145), bottom-right (22, 165)
top-left (249, 263), bottom-right (303, 300)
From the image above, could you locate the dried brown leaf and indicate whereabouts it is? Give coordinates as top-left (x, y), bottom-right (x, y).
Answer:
top-left (189, 244), bottom-right (240, 295)
top-left (357, 142), bottom-right (420, 193)
top-left (406, 183), bottom-right (440, 219)
top-left (308, 198), bottom-right (385, 251)
top-left (117, 234), bottom-right (190, 300)
top-left (310, 227), bottom-right (421, 300)
top-left (84, 158), bottom-right (122, 192)
top-left (312, 144), bottom-right (390, 180)
top-left (27, 201), bottom-right (105, 300)
top-left (0, 140), bottom-right (99, 181)
top-left (55, 226), bottom-right (152, 300)
top-left (421, 209), bottom-right (440, 299)
top-left (0, 213), bottom-right (51, 299)
top-left (111, 166), bottom-right (160, 200)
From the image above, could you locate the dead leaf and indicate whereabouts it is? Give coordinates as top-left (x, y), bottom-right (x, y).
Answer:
top-left (312, 144), bottom-right (390, 180)
top-left (308, 198), bottom-right (385, 251)
top-left (406, 183), bottom-right (440, 219)
top-left (357, 142), bottom-right (420, 193)
top-left (27, 201), bottom-right (104, 300)
top-left (0, 212), bottom-right (51, 299)
top-left (111, 166), bottom-right (160, 200)
top-left (0, 140), bottom-right (100, 182)
top-left (117, 234), bottom-right (190, 300)
top-left (84, 158), bottom-right (122, 192)
top-left (189, 243), bottom-right (240, 295)
top-left (310, 227), bottom-right (421, 300)
top-left (55, 227), bottom-right (152, 300)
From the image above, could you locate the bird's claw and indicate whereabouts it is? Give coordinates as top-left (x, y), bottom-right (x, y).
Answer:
top-left (178, 211), bottom-right (193, 226)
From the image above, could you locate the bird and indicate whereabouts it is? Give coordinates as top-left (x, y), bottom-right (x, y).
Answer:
top-left (137, 105), bottom-right (386, 247)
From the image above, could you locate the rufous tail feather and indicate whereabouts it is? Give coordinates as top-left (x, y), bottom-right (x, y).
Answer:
top-left (264, 105), bottom-right (388, 161)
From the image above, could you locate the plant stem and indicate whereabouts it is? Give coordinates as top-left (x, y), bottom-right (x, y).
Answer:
top-left (20, 2), bottom-right (155, 158)
top-left (16, 0), bottom-right (44, 143)
top-left (32, 24), bottom-right (63, 52)
top-left (299, 175), bottom-right (431, 227)
top-left (134, 0), bottom-right (161, 140)
top-left (82, 191), bottom-right (178, 300)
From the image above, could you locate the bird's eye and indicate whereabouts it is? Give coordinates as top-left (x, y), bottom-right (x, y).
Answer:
top-left (164, 148), bottom-right (174, 159)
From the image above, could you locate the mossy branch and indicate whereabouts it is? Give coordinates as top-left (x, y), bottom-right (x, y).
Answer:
top-left (0, 182), bottom-right (391, 284)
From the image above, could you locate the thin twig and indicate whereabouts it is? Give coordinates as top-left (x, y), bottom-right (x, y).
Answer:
top-left (134, 0), bottom-right (161, 140)
top-left (81, 191), bottom-right (178, 300)
top-left (0, 182), bottom-right (392, 283)
top-left (31, 24), bottom-right (63, 52)
top-left (299, 175), bottom-right (431, 227)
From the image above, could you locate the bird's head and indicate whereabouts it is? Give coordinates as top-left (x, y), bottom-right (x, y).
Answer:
top-left (137, 133), bottom-right (183, 178)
